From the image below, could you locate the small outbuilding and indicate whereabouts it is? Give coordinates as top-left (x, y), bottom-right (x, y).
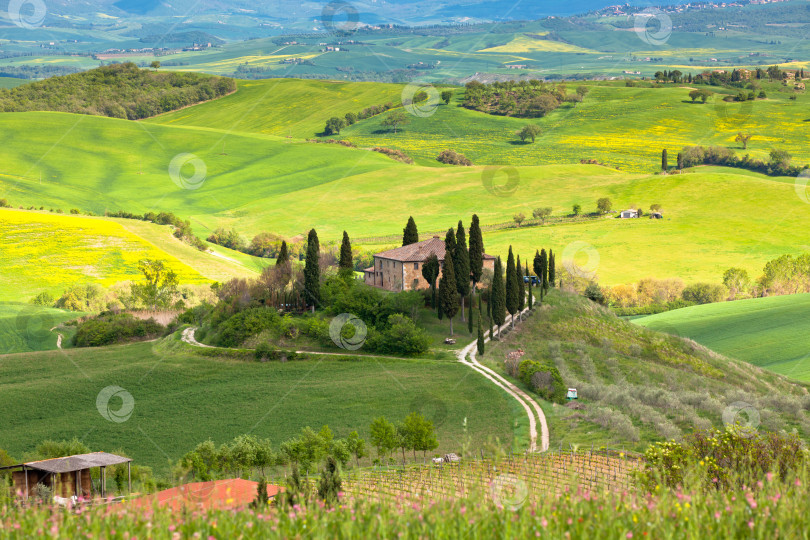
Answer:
top-left (0, 452), bottom-right (132, 501)
top-left (620, 209), bottom-right (639, 219)
top-left (650, 212), bottom-right (663, 219)
top-left (567, 388), bottom-right (579, 400)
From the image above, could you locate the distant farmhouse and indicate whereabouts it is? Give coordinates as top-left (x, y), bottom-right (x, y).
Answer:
top-left (364, 236), bottom-right (496, 292)
top-left (620, 209), bottom-right (639, 219)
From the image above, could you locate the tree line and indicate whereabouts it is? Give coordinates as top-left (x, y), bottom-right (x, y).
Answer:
top-left (462, 80), bottom-right (588, 118)
top-left (0, 63), bottom-right (236, 119)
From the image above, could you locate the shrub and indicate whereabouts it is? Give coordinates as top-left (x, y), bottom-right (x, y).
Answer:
top-left (31, 291), bottom-right (55, 306)
top-left (74, 312), bottom-right (164, 347)
top-left (682, 283), bottom-right (727, 304)
top-left (366, 314), bottom-right (430, 356)
top-left (584, 283), bottom-right (606, 305)
top-left (215, 307), bottom-right (280, 347)
top-left (371, 147), bottom-right (414, 164)
top-left (436, 150), bottom-right (472, 166)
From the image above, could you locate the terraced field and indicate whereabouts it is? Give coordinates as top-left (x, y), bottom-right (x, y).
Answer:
top-left (634, 294), bottom-right (810, 381)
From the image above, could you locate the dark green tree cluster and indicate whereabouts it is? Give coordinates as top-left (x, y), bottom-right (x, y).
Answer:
top-left (463, 80), bottom-right (573, 118)
top-left (0, 63), bottom-right (236, 119)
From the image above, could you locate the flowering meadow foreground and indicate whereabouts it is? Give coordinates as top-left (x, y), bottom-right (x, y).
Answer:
top-left (1, 429), bottom-right (809, 539)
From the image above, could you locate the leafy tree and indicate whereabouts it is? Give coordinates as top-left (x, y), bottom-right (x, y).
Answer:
top-left (468, 214), bottom-right (484, 288)
top-left (439, 235), bottom-right (460, 335)
top-left (723, 267), bottom-right (750, 298)
top-left (517, 124), bottom-right (541, 143)
top-left (130, 259), bottom-right (178, 310)
top-left (324, 116), bottom-right (345, 135)
top-left (441, 90), bottom-right (453, 104)
top-left (513, 212), bottom-right (526, 227)
top-left (735, 132), bottom-right (752, 150)
top-left (662, 148), bottom-right (668, 171)
top-left (597, 197), bottom-right (612, 214)
top-left (150, 61), bottom-right (161, 70)
top-left (400, 412), bottom-right (438, 461)
top-left (402, 216), bottom-right (419, 246)
top-left (572, 204), bottom-right (582, 216)
top-left (532, 207), bottom-right (552, 224)
top-left (369, 416), bottom-right (397, 462)
top-left (650, 203), bottom-right (662, 212)
top-left (344, 112), bottom-right (358, 125)
top-left (381, 110), bottom-right (409, 133)
top-left (345, 431), bottom-right (367, 468)
top-left (505, 247), bottom-right (519, 328)
top-left (455, 221), bottom-right (471, 321)
top-left (491, 256), bottom-right (506, 338)
top-left (304, 229), bottom-right (321, 309)
top-left (584, 283), bottom-right (606, 304)
top-left (770, 149), bottom-right (792, 169)
top-left (422, 254), bottom-right (440, 309)
top-left (576, 85), bottom-right (589, 98)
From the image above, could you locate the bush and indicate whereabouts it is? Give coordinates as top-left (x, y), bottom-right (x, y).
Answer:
top-left (584, 283), bottom-right (606, 305)
top-left (215, 307), bottom-right (281, 347)
top-left (74, 312), bottom-right (164, 347)
top-left (366, 314), bottom-right (430, 356)
top-left (518, 360), bottom-right (566, 403)
top-left (31, 291), bottom-right (55, 306)
top-left (436, 150), bottom-right (472, 166)
top-left (682, 282), bottom-right (727, 304)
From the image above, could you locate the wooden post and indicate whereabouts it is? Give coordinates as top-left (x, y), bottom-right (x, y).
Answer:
top-left (101, 467), bottom-right (105, 499)
top-left (127, 462), bottom-right (132, 495)
top-left (75, 470), bottom-right (80, 499)
top-left (24, 466), bottom-right (28, 502)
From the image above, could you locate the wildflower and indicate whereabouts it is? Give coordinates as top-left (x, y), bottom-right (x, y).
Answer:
top-left (627, 533), bottom-right (633, 539)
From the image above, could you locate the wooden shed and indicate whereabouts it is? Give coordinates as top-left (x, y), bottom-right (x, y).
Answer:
top-left (0, 452), bottom-right (132, 501)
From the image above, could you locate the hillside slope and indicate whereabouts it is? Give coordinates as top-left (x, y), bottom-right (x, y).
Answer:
top-left (634, 294), bottom-right (810, 382)
top-left (0, 338), bottom-right (515, 472)
top-left (480, 291), bottom-right (810, 451)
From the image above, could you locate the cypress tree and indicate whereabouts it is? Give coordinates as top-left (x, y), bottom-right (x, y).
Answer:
top-left (476, 301), bottom-right (485, 356)
top-left (276, 240), bottom-right (289, 265)
top-left (438, 249), bottom-right (460, 335)
top-left (422, 254), bottom-right (440, 310)
top-left (505, 246), bottom-right (519, 328)
top-left (491, 256), bottom-right (506, 338)
top-left (468, 214), bottom-right (484, 288)
top-left (548, 249), bottom-right (556, 288)
top-left (339, 231), bottom-right (353, 273)
top-left (526, 262), bottom-right (533, 310)
top-left (467, 289), bottom-right (474, 334)
top-left (662, 148), bottom-right (668, 171)
top-left (486, 286), bottom-right (493, 339)
top-left (444, 227), bottom-right (456, 259)
top-left (304, 229), bottom-right (320, 310)
top-left (539, 249), bottom-right (548, 300)
top-left (533, 250), bottom-right (541, 285)
top-left (402, 216), bottom-right (419, 246)
top-left (517, 254), bottom-right (525, 320)
top-left (677, 152), bottom-right (684, 170)
top-left (455, 221), bottom-right (471, 322)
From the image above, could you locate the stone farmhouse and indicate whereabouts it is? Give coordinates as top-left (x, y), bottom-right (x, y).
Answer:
top-left (364, 236), bottom-right (496, 292)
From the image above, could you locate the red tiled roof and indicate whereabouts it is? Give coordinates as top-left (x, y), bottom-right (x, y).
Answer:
top-left (127, 478), bottom-right (281, 512)
top-left (375, 236), bottom-right (495, 262)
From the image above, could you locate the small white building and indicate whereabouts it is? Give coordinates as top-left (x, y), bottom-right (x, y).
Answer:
top-left (620, 209), bottom-right (639, 219)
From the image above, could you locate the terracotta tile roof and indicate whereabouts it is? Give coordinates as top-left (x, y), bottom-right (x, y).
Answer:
top-left (375, 236), bottom-right (495, 262)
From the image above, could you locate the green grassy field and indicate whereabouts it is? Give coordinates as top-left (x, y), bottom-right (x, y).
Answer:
top-left (0, 337), bottom-right (515, 472)
top-left (3, 95), bottom-right (810, 288)
top-left (0, 77), bottom-right (25, 89)
top-left (634, 294), bottom-right (810, 381)
top-left (0, 303), bottom-right (81, 354)
top-left (145, 78), bottom-right (407, 139)
top-left (479, 290), bottom-right (810, 450)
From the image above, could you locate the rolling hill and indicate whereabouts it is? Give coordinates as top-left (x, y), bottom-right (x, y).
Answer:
top-left (0, 337), bottom-right (515, 472)
top-left (0, 303), bottom-right (81, 354)
top-left (480, 291), bottom-right (810, 450)
top-left (634, 294), bottom-right (810, 382)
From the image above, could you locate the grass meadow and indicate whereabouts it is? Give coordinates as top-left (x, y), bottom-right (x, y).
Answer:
top-left (0, 336), bottom-right (515, 473)
top-left (0, 303), bottom-right (81, 354)
top-left (634, 293), bottom-right (810, 382)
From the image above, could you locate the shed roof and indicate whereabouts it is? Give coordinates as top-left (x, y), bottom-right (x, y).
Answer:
top-left (375, 236), bottom-right (496, 263)
top-left (11, 453), bottom-right (132, 473)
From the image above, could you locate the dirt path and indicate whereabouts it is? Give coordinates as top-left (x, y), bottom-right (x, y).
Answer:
top-left (50, 326), bottom-right (63, 349)
top-left (455, 306), bottom-right (550, 453)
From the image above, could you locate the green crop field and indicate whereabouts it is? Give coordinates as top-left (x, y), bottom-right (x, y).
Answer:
top-left (0, 77), bottom-right (25, 89)
top-left (0, 337), bottom-right (515, 472)
top-left (0, 303), bottom-right (81, 354)
top-left (634, 294), bottom-right (810, 382)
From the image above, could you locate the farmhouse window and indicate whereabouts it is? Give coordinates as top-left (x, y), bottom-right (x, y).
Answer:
top-left (414, 263), bottom-right (419, 269)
